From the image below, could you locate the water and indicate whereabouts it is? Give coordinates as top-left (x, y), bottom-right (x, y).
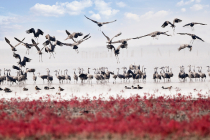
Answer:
top-left (0, 43), bottom-right (210, 100)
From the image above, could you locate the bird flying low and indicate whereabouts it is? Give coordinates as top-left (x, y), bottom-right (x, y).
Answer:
top-left (177, 33), bottom-right (204, 44)
top-left (183, 22), bottom-right (207, 30)
top-left (161, 18), bottom-right (182, 32)
top-left (133, 31), bottom-right (171, 40)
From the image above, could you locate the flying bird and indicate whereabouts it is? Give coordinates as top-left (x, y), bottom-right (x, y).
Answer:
top-left (65, 30), bottom-right (83, 41)
top-left (101, 31), bottom-right (122, 51)
top-left (161, 18), bottom-right (182, 32)
top-left (14, 54), bottom-right (32, 67)
top-left (62, 34), bottom-right (91, 53)
top-left (183, 22), bottom-right (207, 30)
top-left (14, 37), bottom-right (39, 54)
top-left (178, 44), bottom-right (192, 51)
top-left (12, 65), bottom-right (21, 71)
top-left (84, 15), bottom-right (117, 30)
top-left (45, 34), bottom-right (56, 42)
top-left (111, 38), bottom-right (134, 49)
top-left (5, 37), bottom-right (25, 52)
top-left (26, 28), bottom-right (44, 42)
top-left (177, 33), bottom-right (204, 44)
top-left (133, 31), bottom-right (171, 40)
top-left (43, 40), bottom-right (64, 58)
top-left (31, 39), bottom-right (45, 62)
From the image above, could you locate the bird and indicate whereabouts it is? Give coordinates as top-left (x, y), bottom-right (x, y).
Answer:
top-left (44, 86), bottom-right (49, 90)
top-left (137, 85), bottom-right (143, 89)
top-left (50, 87), bottom-right (55, 89)
top-left (23, 87), bottom-right (28, 91)
top-left (101, 31), bottom-right (122, 51)
top-left (183, 22), bottom-right (207, 30)
top-left (31, 39), bottom-right (45, 62)
top-left (73, 69), bottom-right (78, 83)
top-left (62, 34), bottom-right (91, 53)
top-left (177, 33), bottom-right (204, 44)
top-left (58, 86), bottom-right (64, 91)
top-left (5, 37), bottom-right (25, 52)
top-left (12, 65), bottom-right (21, 71)
top-left (35, 86), bottom-right (41, 91)
top-left (131, 85), bottom-right (137, 89)
top-left (26, 28), bottom-right (44, 42)
top-left (161, 18), bottom-right (182, 32)
top-left (133, 31), bottom-right (171, 40)
top-left (65, 30), bottom-right (83, 41)
top-left (162, 86), bottom-right (172, 90)
top-left (43, 40), bottom-right (64, 58)
top-left (14, 37), bottom-right (39, 54)
top-left (111, 38), bottom-right (134, 49)
top-left (0, 88), bottom-right (3, 91)
top-left (178, 44), bottom-right (192, 51)
top-left (4, 87), bottom-right (12, 92)
top-left (26, 68), bottom-right (35, 73)
top-left (125, 86), bottom-right (131, 89)
top-left (45, 34), bottom-right (56, 41)
top-left (84, 15), bottom-right (117, 30)
top-left (16, 55), bottom-right (31, 68)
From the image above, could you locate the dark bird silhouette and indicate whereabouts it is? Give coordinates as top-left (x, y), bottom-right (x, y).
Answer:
top-left (26, 28), bottom-right (44, 42)
top-left (13, 52), bottom-right (20, 60)
top-left (23, 87), bottom-right (28, 91)
top-left (35, 86), bottom-right (41, 91)
top-left (65, 30), bottom-right (83, 41)
top-left (5, 37), bottom-right (25, 52)
top-left (131, 85), bottom-right (137, 89)
top-left (133, 31), bottom-right (171, 40)
top-left (4, 87), bottom-right (12, 92)
top-left (102, 31), bottom-right (122, 51)
top-left (45, 34), bottom-right (56, 41)
top-left (62, 34), bottom-right (91, 53)
top-left (15, 55), bottom-right (31, 67)
top-left (0, 88), bottom-right (3, 91)
top-left (177, 33), bottom-right (204, 44)
top-left (137, 85), bottom-right (143, 89)
top-left (58, 86), bottom-right (64, 91)
top-left (161, 18), bottom-right (182, 32)
top-left (43, 40), bottom-right (64, 58)
top-left (183, 22), bottom-right (207, 30)
top-left (85, 15), bottom-right (116, 30)
top-left (31, 39), bottom-right (45, 62)
top-left (26, 68), bottom-right (35, 73)
top-left (14, 37), bottom-right (39, 54)
top-left (12, 65), bottom-right (21, 71)
top-left (44, 86), bottom-right (49, 90)
top-left (178, 44), bottom-right (192, 51)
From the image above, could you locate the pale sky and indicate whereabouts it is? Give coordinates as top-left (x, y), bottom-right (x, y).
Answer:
top-left (0, 0), bottom-right (210, 48)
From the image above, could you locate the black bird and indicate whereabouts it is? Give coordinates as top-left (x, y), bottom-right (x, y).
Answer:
top-left (50, 87), bottom-right (55, 89)
top-left (131, 85), bottom-right (137, 89)
top-left (85, 15), bottom-right (116, 30)
top-left (44, 86), bottom-right (49, 90)
top-left (26, 28), bottom-right (44, 42)
top-left (13, 52), bottom-right (21, 60)
top-left (58, 86), bottom-right (64, 91)
top-left (35, 86), bottom-right (41, 91)
top-left (5, 37), bottom-right (25, 52)
top-left (4, 87), bottom-right (12, 93)
top-left (137, 85), bottom-right (143, 89)
top-left (23, 87), bottom-right (28, 91)
top-left (161, 18), bottom-right (182, 32)
top-left (17, 56), bottom-right (31, 67)
top-left (177, 33), bottom-right (204, 44)
top-left (14, 37), bottom-right (38, 54)
top-left (0, 88), bottom-right (3, 91)
top-left (183, 22), bottom-right (207, 30)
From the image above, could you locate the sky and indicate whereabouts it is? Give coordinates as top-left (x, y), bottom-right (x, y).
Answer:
top-left (0, 0), bottom-right (210, 48)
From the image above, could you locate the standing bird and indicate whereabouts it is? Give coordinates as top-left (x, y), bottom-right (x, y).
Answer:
top-left (5, 37), bottom-right (25, 52)
top-left (178, 44), bottom-right (192, 51)
top-left (101, 31), bottom-right (122, 51)
top-left (62, 34), bottom-right (91, 53)
top-left (183, 22), bottom-right (207, 30)
top-left (14, 37), bottom-right (39, 54)
top-left (161, 18), bottom-right (182, 32)
top-left (65, 30), bottom-right (83, 41)
top-left (133, 31), bottom-right (171, 40)
top-left (35, 86), bottom-right (41, 91)
top-left (177, 33), bottom-right (204, 44)
top-left (73, 69), bottom-right (78, 83)
top-left (84, 15), bottom-right (117, 30)
top-left (26, 28), bottom-right (44, 43)
top-left (31, 39), bottom-right (45, 62)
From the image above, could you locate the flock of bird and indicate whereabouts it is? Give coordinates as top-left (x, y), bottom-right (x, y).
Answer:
top-left (1, 15), bottom-right (208, 92)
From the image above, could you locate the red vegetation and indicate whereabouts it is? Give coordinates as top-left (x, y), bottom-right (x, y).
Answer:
top-left (0, 93), bottom-right (210, 139)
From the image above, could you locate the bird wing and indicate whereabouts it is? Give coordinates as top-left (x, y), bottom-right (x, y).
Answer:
top-left (111, 39), bottom-right (123, 44)
top-left (110, 32), bottom-right (122, 42)
top-left (62, 43), bottom-right (74, 46)
top-left (102, 31), bottom-right (110, 41)
top-left (43, 40), bottom-right (50, 46)
top-left (26, 28), bottom-right (35, 34)
top-left (195, 35), bottom-right (204, 42)
top-left (177, 33), bottom-right (191, 36)
top-left (14, 38), bottom-right (25, 47)
top-left (13, 53), bottom-right (21, 60)
top-left (161, 21), bottom-right (171, 28)
top-left (183, 23), bottom-right (191, 27)
top-left (83, 36), bottom-right (91, 41)
top-left (55, 40), bottom-right (64, 46)
top-left (31, 39), bottom-right (40, 51)
top-left (101, 20), bottom-right (117, 25)
top-left (194, 22), bottom-right (207, 25)
top-left (84, 15), bottom-right (98, 24)
top-left (125, 38), bottom-right (133, 41)
top-left (14, 37), bottom-right (24, 43)
top-left (40, 46), bottom-right (45, 51)
top-left (133, 32), bottom-right (154, 39)
top-left (5, 37), bottom-right (11, 44)
top-left (22, 57), bottom-right (31, 63)
top-left (36, 29), bottom-right (44, 36)
top-left (173, 18), bottom-right (182, 24)
top-left (65, 30), bottom-right (71, 35)
top-left (83, 33), bottom-right (90, 40)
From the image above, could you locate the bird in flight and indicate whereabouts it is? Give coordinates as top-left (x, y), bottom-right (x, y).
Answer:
top-left (5, 37), bottom-right (25, 52)
top-left (26, 28), bottom-right (44, 43)
top-left (177, 33), bottom-right (204, 44)
top-left (183, 22), bottom-right (207, 31)
top-left (133, 31), bottom-right (171, 40)
top-left (84, 15), bottom-right (117, 31)
top-left (65, 30), bottom-right (83, 42)
top-left (161, 18), bottom-right (182, 32)
top-left (31, 39), bottom-right (45, 62)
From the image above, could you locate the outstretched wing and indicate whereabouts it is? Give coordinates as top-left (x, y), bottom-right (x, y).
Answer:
top-left (26, 28), bottom-right (35, 34)
top-left (194, 22), bottom-right (207, 25)
top-left (173, 18), bottom-right (182, 24)
top-left (110, 32), bottom-right (121, 42)
top-left (84, 15), bottom-right (98, 24)
top-left (66, 30), bottom-right (71, 35)
top-left (5, 37), bottom-right (11, 44)
top-left (22, 57), bottom-right (31, 63)
top-left (12, 65), bottom-right (21, 71)
top-left (36, 29), bottom-right (44, 36)
top-left (177, 33), bottom-right (192, 36)
top-left (102, 31), bottom-right (110, 41)
top-left (161, 21), bottom-right (171, 28)
top-left (133, 32), bottom-right (154, 39)
top-left (14, 37), bottom-right (25, 44)
top-left (14, 38), bottom-right (25, 47)
top-left (55, 40), bottom-right (64, 46)
top-left (101, 20), bottom-right (117, 25)
top-left (62, 43), bottom-right (74, 46)
top-left (43, 40), bottom-right (50, 46)
top-left (31, 39), bottom-right (40, 51)
top-left (83, 33), bottom-right (90, 40)
top-left (13, 52), bottom-right (21, 60)
top-left (83, 36), bottom-right (91, 41)
top-left (183, 23), bottom-right (191, 27)
top-left (195, 35), bottom-right (204, 42)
